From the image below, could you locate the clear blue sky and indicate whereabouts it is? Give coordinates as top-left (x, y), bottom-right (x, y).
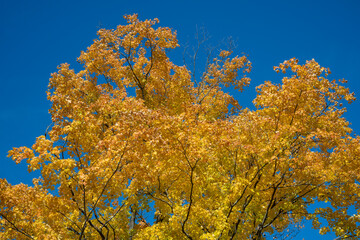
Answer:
top-left (1, 0), bottom-right (359, 239)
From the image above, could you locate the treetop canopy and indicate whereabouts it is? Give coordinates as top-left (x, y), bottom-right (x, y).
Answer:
top-left (1, 14), bottom-right (359, 240)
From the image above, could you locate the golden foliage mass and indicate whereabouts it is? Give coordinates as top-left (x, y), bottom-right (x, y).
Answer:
top-left (1, 14), bottom-right (359, 239)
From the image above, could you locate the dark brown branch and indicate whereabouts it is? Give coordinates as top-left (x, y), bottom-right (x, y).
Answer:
top-left (0, 213), bottom-right (34, 239)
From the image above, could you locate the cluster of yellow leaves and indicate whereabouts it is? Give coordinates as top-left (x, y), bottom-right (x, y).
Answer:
top-left (2, 14), bottom-right (360, 239)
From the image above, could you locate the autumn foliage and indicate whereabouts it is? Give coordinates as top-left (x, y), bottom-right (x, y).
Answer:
top-left (1, 14), bottom-right (360, 239)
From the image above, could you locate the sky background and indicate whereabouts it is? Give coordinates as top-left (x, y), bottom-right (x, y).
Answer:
top-left (1, 0), bottom-right (359, 239)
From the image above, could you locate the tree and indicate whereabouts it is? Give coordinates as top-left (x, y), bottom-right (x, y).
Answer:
top-left (1, 14), bottom-right (359, 240)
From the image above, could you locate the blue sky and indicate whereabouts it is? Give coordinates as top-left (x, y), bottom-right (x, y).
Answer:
top-left (1, 0), bottom-right (359, 239)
